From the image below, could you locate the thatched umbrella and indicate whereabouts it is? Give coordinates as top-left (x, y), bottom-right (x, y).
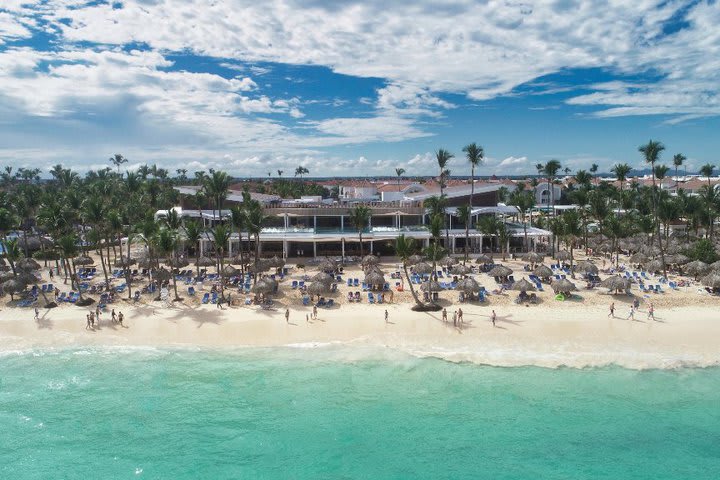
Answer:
top-left (361, 254), bottom-right (379, 266)
top-left (138, 256), bottom-right (154, 269)
top-left (440, 257), bottom-right (456, 268)
top-left (269, 255), bottom-right (285, 268)
top-left (641, 244), bottom-right (660, 256)
top-left (0, 271), bottom-right (15, 283)
top-left (221, 265), bottom-right (239, 277)
top-left (306, 281), bottom-right (329, 297)
top-left (488, 265), bottom-right (512, 277)
top-left (420, 280), bottom-right (442, 292)
top-left (456, 277), bottom-right (480, 293)
top-left (555, 250), bottom-right (571, 262)
top-left (551, 278), bottom-right (577, 294)
top-left (709, 260), bottom-right (720, 272)
top-left (701, 272), bottom-right (720, 289)
top-left (168, 257), bottom-right (190, 269)
top-left (230, 254), bottom-right (246, 266)
top-left (643, 259), bottom-right (664, 273)
top-left (250, 258), bottom-right (273, 273)
top-left (575, 260), bottom-right (598, 275)
top-left (17, 257), bottom-right (41, 271)
top-left (475, 253), bottom-right (493, 264)
top-left (364, 270), bottom-right (386, 288)
top-left (600, 275), bottom-right (630, 293)
top-left (533, 265), bottom-right (553, 279)
top-left (17, 271), bottom-right (39, 284)
top-left (152, 267), bottom-right (172, 283)
top-left (407, 254), bottom-right (424, 266)
top-left (2, 278), bottom-right (26, 300)
top-left (523, 252), bottom-right (544, 264)
top-left (73, 255), bottom-right (94, 266)
top-left (251, 280), bottom-right (274, 295)
top-left (511, 278), bottom-right (535, 292)
top-left (317, 258), bottom-right (337, 274)
top-left (413, 262), bottom-right (433, 275)
top-left (311, 272), bottom-right (335, 284)
top-left (194, 255), bottom-right (215, 267)
top-left (450, 264), bottom-right (472, 276)
top-left (115, 257), bottom-right (136, 268)
top-left (629, 252), bottom-right (648, 264)
top-left (684, 260), bottom-right (710, 279)
top-left (668, 254), bottom-right (689, 266)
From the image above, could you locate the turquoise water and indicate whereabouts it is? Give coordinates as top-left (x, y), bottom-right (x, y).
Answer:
top-left (1, 348), bottom-right (719, 479)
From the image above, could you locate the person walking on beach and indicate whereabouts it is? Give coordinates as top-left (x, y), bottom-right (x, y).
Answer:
top-left (313, 305), bottom-right (317, 320)
top-left (452, 310), bottom-right (457, 327)
top-left (96, 305), bottom-right (101, 322)
top-left (111, 309), bottom-right (117, 323)
top-left (608, 302), bottom-right (615, 318)
top-left (442, 308), bottom-right (447, 323)
top-left (491, 310), bottom-right (497, 327)
top-left (458, 308), bottom-right (463, 325)
top-left (647, 302), bottom-right (655, 321)
top-left (306, 313), bottom-right (309, 323)
top-left (627, 305), bottom-right (635, 321)
top-left (118, 311), bottom-right (124, 327)
top-left (384, 309), bottom-right (389, 323)
top-left (285, 308), bottom-right (290, 323)
top-left (34, 306), bottom-right (39, 321)
top-left (86, 314), bottom-right (92, 330)
top-left (49, 268), bottom-right (54, 281)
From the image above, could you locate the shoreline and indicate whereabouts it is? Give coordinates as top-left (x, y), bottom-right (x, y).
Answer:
top-left (2, 302), bottom-right (719, 370)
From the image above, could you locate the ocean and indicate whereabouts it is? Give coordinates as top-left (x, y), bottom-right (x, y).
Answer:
top-left (1, 347), bottom-right (719, 479)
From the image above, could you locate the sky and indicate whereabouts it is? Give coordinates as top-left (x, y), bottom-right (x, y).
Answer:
top-left (0, 0), bottom-right (719, 178)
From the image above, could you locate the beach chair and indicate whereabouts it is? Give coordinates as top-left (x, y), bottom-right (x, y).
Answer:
top-left (654, 285), bottom-right (663, 293)
top-left (187, 286), bottom-right (196, 296)
top-left (291, 280), bottom-right (298, 289)
top-left (326, 299), bottom-right (334, 308)
top-left (354, 291), bottom-right (361, 302)
top-left (302, 296), bottom-right (310, 306)
top-left (347, 292), bottom-right (354, 303)
top-left (377, 294), bottom-right (383, 304)
top-left (133, 291), bottom-right (140, 302)
top-left (336, 275), bottom-right (342, 282)
top-left (201, 293), bottom-right (210, 304)
top-left (299, 281), bottom-right (305, 289)
top-left (68, 292), bottom-right (78, 303)
top-left (346, 278), bottom-right (352, 286)
top-left (58, 292), bottom-right (67, 302)
top-left (384, 282), bottom-right (390, 291)
top-left (437, 270), bottom-right (444, 278)
top-left (331, 283), bottom-right (337, 293)
top-left (316, 298), bottom-right (327, 307)
top-left (368, 293), bottom-right (375, 304)
top-left (362, 282), bottom-right (369, 291)
top-left (211, 292), bottom-right (218, 304)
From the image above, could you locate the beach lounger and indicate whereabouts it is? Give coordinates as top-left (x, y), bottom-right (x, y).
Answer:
top-left (326, 299), bottom-right (334, 308)
top-left (353, 279), bottom-right (359, 287)
top-left (362, 282), bottom-right (369, 291)
top-left (201, 293), bottom-right (210, 304)
top-left (187, 286), bottom-right (196, 296)
top-left (368, 293), bottom-right (375, 304)
top-left (291, 280), bottom-right (298, 289)
top-left (58, 292), bottom-right (67, 302)
top-left (347, 278), bottom-right (352, 286)
top-left (302, 296), bottom-right (310, 306)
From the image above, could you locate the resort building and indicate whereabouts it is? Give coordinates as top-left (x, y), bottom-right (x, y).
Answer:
top-left (161, 180), bottom-right (552, 259)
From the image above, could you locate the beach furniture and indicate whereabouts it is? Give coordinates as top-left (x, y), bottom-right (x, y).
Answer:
top-left (354, 291), bottom-right (361, 302)
top-left (58, 292), bottom-right (67, 302)
top-left (133, 291), bottom-right (140, 302)
top-left (353, 278), bottom-right (359, 287)
top-left (326, 299), bottom-right (334, 308)
top-left (346, 278), bottom-right (352, 286)
top-left (362, 282), bottom-right (369, 291)
top-left (384, 282), bottom-right (390, 291)
top-left (187, 286), bottom-right (196, 296)
top-left (201, 293), bottom-right (210, 304)
top-left (347, 292), bottom-right (354, 302)
top-left (368, 292), bottom-right (375, 304)
top-left (432, 292), bottom-right (439, 302)
top-left (291, 280), bottom-right (298, 289)
top-left (302, 296), bottom-right (310, 306)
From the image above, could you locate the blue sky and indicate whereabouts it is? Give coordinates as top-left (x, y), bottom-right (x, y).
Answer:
top-left (0, 0), bottom-right (718, 177)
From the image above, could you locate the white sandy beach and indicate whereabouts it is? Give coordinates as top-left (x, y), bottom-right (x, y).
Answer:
top-left (2, 299), bottom-right (719, 369)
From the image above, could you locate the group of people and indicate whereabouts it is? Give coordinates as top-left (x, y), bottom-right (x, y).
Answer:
top-left (85, 307), bottom-right (124, 330)
top-left (608, 300), bottom-right (655, 321)
top-left (441, 307), bottom-right (465, 327)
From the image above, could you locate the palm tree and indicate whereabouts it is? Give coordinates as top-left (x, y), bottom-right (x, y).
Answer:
top-left (183, 220), bottom-right (203, 278)
top-left (277, 169), bottom-right (283, 177)
top-left (699, 184), bottom-right (718, 239)
top-left (611, 163), bottom-right (632, 197)
top-left (654, 164), bottom-right (670, 189)
top-left (82, 195), bottom-right (110, 287)
top-left (673, 153), bottom-right (686, 187)
top-left (57, 233), bottom-right (85, 303)
top-left (395, 234), bottom-right (423, 307)
top-left (560, 210), bottom-right (582, 276)
top-left (208, 224), bottom-right (231, 290)
top-left (157, 228), bottom-right (181, 301)
top-left (395, 167), bottom-right (406, 191)
top-left (638, 139), bottom-right (667, 277)
top-left (463, 142), bottom-right (484, 208)
top-left (476, 215), bottom-right (500, 255)
top-left (574, 170), bottom-right (592, 189)
top-left (244, 200), bottom-right (269, 283)
top-left (543, 160), bottom-right (562, 216)
top-left (436, 148), bottom-right (454, 247)
top-left (109, 154), bottom-right (128, 173)
top-left (700, 163), bottom-right (715, 188)
top-left (508, 187), bottom-right (535, 252)
top-left (590, 163), bottom-right (599, 185)
top-left (456, 204), bottom-right (471, 263)
top-left (202, 170), bottom-right (231, 222)
top-left (348, 205), bottom-right (371, 258)
top-left (294, 166), bottom-right (309, 179)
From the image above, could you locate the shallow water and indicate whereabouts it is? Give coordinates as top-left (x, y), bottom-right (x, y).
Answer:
top-left (1, 347), bottom-right (719, 479)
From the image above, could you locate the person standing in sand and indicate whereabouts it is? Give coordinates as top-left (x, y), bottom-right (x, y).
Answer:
top-left (452, 310), bottom-right (457, 327)
top-left (111, 309), bottom-right (117, 323)
top-left (627, 305), bottom-right (635, 321)
top-left (118, 311), bottom-right (124, 327)
top-left (608, 302), bottom-right (615, 318)
top-left (647, 303), bottom-right (655, 321)
top-left (34, 306), bottom-right (39, 321)
top-left (458, 308), bottom-right (463, 325)
top-left (86, 314), bottom-right (92, 330)
top-left (313, 305), bottom-right (317, 320)
top-left (491, 310), bottom-right (496, 327)
top-left (384, 309), bottom-right (389, 323)
top-left (306, 313), bottom-right (309, 323)
top-left (442, 308), bottom-right (447, 323)
top-left (285, 308), bottom-right (290, 323)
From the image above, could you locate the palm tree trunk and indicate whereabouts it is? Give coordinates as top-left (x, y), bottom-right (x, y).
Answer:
top-left (172, 251), bottom-right (180, 301)
top-left (402, 263), bottom-right (423, 307)
top-left (97, 243), bottom-right (110, 289)
top-left (650, 166), bottom-right (668, 278)
top-left (359, 232), bottom-right (364, 258)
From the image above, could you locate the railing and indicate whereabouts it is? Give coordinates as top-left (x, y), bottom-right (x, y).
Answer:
top-left (259, 225), bottom-right (429, 235)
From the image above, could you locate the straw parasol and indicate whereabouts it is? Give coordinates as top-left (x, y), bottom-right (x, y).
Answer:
top-left (413, 262), bottom-right (433, 275)
top-left (138, 256), bottom-right (154, 269)
top-left (669, 254), bottom-right (689, 265)
top-left (629, 252), bottom-right (648, 264)
top-left (317, 258), bottom-right (337, 273)
top-left (575, 260), bottom-right (598, 275)
top-left (0, 271), bottom-right (15, 283)
top-left (195, 256), bottom-right (215, 267)
top-left (407, 254), bottom-right (424, 266)
top-left (152, 267), bottom-right (172, 282)
top-left (475, 253), bottom-right (493, 264)
top-left (17, 257), bottom-right (41, 271)
top-left (251, 280), bottom-right (274, 295)
top-left (488, 265), bottom-right (512, 277)
top-left (510, 278), bottom-right (535, 292)
top-left (361, 254), bottom-right (379, 266)
top-left (523, 252), bottom-right (544, 264)
top-left (73, 255), bottom-right (94, 266)
top-left (17, 271), bottom-right (39, 284)
top-left (168, 257), bottom-right (189, 269)
top-left (533, 265), bottom-right (553, 279)
top-left (684, 260), bottom-right (710, 279)
top-left (306, 281), bottom-right (329, 296)
top-left (440, 257), bottom-right (456, 268)
top-left (600, 275), bottom-right (630, 293)
top-left (230, 254), bottom-right (246, 266)
top-left (710, 260), bottom-right (720, 272)
top-left (551, 278), bottom-right (577, 294)
top-left (701, 272), bottom-right (720, 289)
top-left (311, 272), bottom-right (335, 284)
top-left (643, 259), bottom-right (664, 273)
top-left (2, 278), bottom-right (26, 299)
top-left (221, 265), bottom-right (239, 277)
top-left (555, 250), bottom-right (571, 262)
top-left (250, 258), bottom-right (274, 273)
top-left (456, 277), bottom-right (480, 293)
top-left (450, 264), bottom-right (471, 276)
top-left (364, 270), bottom-right (386, 288)
top-left (115, 257), bottom-right (137, 268)
top-left (269, 255), bottom-right (285, 268)
top-left (420, 280), bottom-right (442, 292)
